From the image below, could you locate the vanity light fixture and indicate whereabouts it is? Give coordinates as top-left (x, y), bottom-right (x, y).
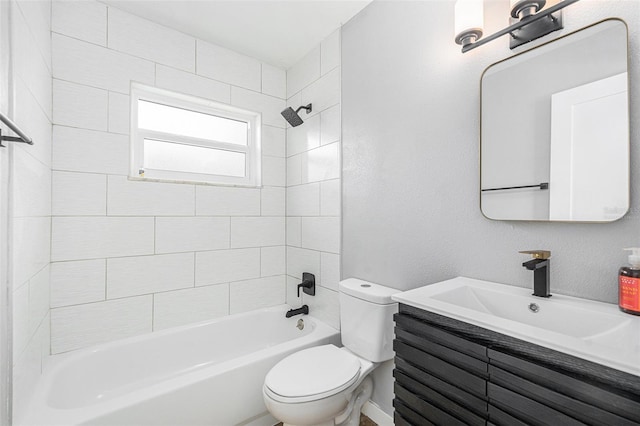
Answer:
top-left (454, 0), bottom-right (580, 53)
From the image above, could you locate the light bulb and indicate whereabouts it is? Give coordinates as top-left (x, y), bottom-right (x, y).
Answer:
top-left (454, 0), bottom-right (484, 46)
top-left (510, 0), bottom-right (546, 19)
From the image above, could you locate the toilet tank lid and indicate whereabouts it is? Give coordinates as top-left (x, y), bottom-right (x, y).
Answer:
top-left (339, 278), bottom-right (399, 304)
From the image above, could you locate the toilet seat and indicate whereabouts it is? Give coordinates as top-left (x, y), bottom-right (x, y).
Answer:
top-left (264, 345), bottom-right (361, 403)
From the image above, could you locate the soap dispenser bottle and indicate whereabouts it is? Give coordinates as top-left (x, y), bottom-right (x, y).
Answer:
top-left (619, 248), bottom-right (640, 315)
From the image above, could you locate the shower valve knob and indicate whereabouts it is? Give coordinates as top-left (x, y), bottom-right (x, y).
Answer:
top-left (297, 272), bottom-right (316, 297)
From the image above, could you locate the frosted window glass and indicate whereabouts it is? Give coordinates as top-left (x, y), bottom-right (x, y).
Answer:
top-left (138, 101), bottom-right (247, 145)
top-left (144, 139), bottom-right (246, 177)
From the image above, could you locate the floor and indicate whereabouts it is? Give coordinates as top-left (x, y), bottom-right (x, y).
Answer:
top-left (360, 414), bottom-right (377, 426)
top-left (275, 414), bottom-right (377, 426)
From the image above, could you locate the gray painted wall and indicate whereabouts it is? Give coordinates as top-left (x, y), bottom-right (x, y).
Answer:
top-left (341, 0), bottom-right (639, 415)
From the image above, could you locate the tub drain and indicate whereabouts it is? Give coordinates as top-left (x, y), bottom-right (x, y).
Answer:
top-left (297, 319), bottom-right (304, 330)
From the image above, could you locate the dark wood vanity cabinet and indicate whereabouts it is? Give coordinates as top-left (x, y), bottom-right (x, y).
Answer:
top-left (393, 304), bottom-right (640, 426)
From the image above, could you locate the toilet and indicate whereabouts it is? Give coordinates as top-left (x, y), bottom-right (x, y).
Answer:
top-left (263, 278), bottom-right (398, 426)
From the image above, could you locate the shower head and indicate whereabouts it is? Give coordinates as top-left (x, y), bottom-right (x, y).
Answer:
top-left (281, 104), bottom-right (312, 127)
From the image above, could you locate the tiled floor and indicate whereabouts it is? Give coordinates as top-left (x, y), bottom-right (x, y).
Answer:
top-left (275, 414), bottom-right (377, 426)
top-left (360, 414), bottom-right (377, 426)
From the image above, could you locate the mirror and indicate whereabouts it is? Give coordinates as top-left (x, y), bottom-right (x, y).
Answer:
top-left (481, 19), bottom-right (629, 222)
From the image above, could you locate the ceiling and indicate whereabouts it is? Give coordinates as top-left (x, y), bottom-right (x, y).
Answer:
top-left (101, 0), bottom-right (372, 69)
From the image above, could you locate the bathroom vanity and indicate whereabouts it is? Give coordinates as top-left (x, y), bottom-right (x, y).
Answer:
top-left (391, 278), bottom-right (640, 425)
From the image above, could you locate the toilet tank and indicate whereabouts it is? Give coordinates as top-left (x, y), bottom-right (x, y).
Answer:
top-left (339, 278), bottom-right (399, 363)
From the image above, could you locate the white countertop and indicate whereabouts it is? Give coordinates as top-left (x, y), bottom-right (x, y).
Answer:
top-left (392, 277), bottom-right (640, 377)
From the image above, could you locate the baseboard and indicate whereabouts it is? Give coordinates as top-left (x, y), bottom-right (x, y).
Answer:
top-left (362, 401), bottom-right (393, 426)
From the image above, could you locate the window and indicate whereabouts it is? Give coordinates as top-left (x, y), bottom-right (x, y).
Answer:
top-left (130, 83), bottom-right (261, 186)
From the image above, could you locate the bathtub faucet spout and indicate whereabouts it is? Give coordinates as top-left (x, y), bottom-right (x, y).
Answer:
top-left (286, 305), bottom-right (309, 318)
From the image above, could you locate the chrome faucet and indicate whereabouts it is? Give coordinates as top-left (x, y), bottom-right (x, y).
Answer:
top-left (520, 250), bottom-right (551, 298)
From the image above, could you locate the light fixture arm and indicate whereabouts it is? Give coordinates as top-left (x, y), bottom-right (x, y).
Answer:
top-left (460, 0), bottom-right (580, 53)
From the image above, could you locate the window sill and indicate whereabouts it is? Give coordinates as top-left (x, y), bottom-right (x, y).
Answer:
top-left (127, 175), bottom-right (263, 189)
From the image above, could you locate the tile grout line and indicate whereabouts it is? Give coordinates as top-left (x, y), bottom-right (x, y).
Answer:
top-left (153, 216), bottom-right (156, 254)
top-left (151, 293), bottom-right (155, 331)
top-left (52, 33), bottom-right (288, 102)
top-left (103, 258), bottom-right (108, 301)
top-left (194, 40), bottom-right (198, 75)
top-left (105, 7), bottom-right (109, 47)
top-left (53, 278), bottom-right (239, 310)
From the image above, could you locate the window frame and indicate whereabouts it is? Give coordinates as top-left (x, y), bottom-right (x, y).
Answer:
top-left (130, 83), bottom-right (262, 187)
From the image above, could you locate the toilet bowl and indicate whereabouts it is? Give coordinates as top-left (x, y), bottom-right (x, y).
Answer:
top-left (263, 345), bottom-right (375, 425)
top-left (263, 279), bottom-right (398, 426)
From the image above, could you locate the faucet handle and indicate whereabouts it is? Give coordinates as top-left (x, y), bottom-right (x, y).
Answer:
top-left (519, 250), bottom-right (551, 259)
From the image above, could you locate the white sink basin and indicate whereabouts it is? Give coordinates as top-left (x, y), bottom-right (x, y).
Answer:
top-left (429, 283), bottom-right (628, 338)
top-left (392, 277), bottom-right (640, 376)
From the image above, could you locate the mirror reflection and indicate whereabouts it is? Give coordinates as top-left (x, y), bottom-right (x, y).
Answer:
top-left (481, 19), bottom-right (629, 222)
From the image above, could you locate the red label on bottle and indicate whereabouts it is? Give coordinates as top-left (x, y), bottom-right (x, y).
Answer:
top-left (619, 276), bottom-right (640, 312)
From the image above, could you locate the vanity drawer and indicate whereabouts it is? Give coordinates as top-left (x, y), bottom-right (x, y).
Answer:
top-left (489, 349), bottom-right (640, 423)
top-left (394, 370), bottom-right (486, 426)
top-left (488, 404), bottom-right (529, 426)
top-left (490, 365), bottom-right (637, 426)
top-left (395, 328), bottom-right (488, 377)
top-left (394, 312), bottom-right (488, 361)
top-left (393, 413), bottom-right (411, 426)
top-left (488, 382), bottom-right (586, 426)
top-left (393, 399), bottom-right (435, 426)
top-left (395, 357), bottom-right (488, 415)
top-left (394, 340), bottom-right (487, 398)
top-left (394, 383), bottom-right (469, 426)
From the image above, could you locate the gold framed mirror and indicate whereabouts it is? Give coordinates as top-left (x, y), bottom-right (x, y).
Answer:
top-left (480, 19), bottom-right (629, 222)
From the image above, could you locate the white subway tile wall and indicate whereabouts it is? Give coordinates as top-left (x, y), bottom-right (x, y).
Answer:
top-left (51, 296), bottom-right (153, 354)
top-left (50, 259), bottom-right (106, 308)
top-left (13, 148), bottom-right (51, 218)
top-left (10, 0), bottom-right (52, 417)
top-left (52, 79), bottom-right (108, 131)
top-left (13, 78), bottom-right (52, 167)
top-left (53, 126), bottom-right (129, 175)
top-left (107, 91), bottom-right (130, 134)
top-left (155, 217), bottom-right (230, 254)
top-left (197, 41), bottom-right (262, 92)
top-left (195, 186), bottom-right (261, 216)
top-left (285, 29), bottom-right (342, 328)
top-left (107, 8), bottom-right (196, 73)
top-left (52, 171), bottom-right (107, 216)
top-left (229, 276), bottom-right (287, 314)
top-left (106, 253), bottom-right (195, 298)
top-left (52, 33), bottom-right (156, 94)
top-left (195, 248), bottom-right (261, 286)
top-left (286, 46), bottom-right (321, 98)
top-left (231, 86), bottom-right (286, 127)
top-left (230, 217), bottom-right (286, 248)
top-left (286, 217), bottom-right (302, 247)
top-left (51, 0), bottom-right (107, 46)
top-left (106, 176), bottom-right (195, 216)
top-left (287, 183), bottom-right (320, 216)
top-left (287, 114), bottom-right (320, 157)
top-left (50, 0), bottom-right (288, 354)
top-left (262, 125), bottom-right (286, 158)
top-left (301, 217), bottom-right (341, 254)
top-left (153, 284), bottom-right (229, 331)
top-left (155, 64), bottom-right (231, 104)
top-left (262, 63), bottom-right (287, 99)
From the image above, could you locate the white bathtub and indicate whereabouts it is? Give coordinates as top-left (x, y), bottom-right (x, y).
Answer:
top-left (20, 305), bottom-right (340, 426)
